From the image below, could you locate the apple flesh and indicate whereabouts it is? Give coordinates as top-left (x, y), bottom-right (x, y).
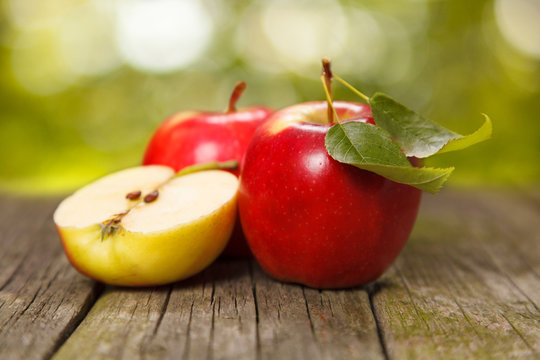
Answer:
top-left (143, 85), bottom-right (273, 256)
top-left (54, 166), bottom-right (238, 286)
top-left (238, 101), bottom-right (422, 289)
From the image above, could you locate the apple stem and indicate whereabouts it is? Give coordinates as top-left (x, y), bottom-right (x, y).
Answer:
top-left (332, 74), bottom-right (370, 103)
top-left (320, 60), bottom-right (341, 125)
top-left (227, 81), bottom-right (247, 113)
top-left (321, 58), bottom-right (334, 124)
top-left (174, 160), bottom-right (239, 178)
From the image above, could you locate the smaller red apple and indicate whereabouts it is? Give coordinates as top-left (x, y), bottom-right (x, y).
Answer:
top-left (143, 82), bottom-right (274, 256)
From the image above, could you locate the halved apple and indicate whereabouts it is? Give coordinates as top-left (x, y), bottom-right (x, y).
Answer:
top-left (53, 166), bottom-right (238, 286)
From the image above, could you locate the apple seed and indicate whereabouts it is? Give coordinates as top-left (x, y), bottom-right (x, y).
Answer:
top-left (144, 190), bottom-right (159, 203)
top-left (126, 190), bottom-right (142, 200)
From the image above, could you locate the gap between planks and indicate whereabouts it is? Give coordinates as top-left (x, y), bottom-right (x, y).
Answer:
top-left (371, 190), bottom-right (540, 359)
top-left (5, 190), bottom-right (539, 360)
top-left (52, 258), bottom-right (385, 360)
top-left (0, 197), bottom-right (103, 360)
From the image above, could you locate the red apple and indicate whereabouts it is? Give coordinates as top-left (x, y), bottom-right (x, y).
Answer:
top-left (143, 82), bottom-right (274, 256)
top-left (238, 101), bottom-right (422, 288)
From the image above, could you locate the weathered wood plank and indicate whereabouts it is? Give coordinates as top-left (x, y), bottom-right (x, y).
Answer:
top-left (371, 191), bottom-right (540, 359)
top-left (204, 260), bottom-right (257, 359)
top-left (55, 257), bottom-right (384, 360)
top-left (53, 259), bottom-right (258, 360)
top-left (252, 262), bottom-right (321, 360)
top-left (302, 286), bottom-right (384, 359)
top-left (3, 190), bottom-right (540, 359)
top-left (53, 285), bottom-right (171, 359)
top-left (0, 197), bottom-right (100, 360)
top-left (165, 258), bottom-right (257, 360)
top-left (253, 262), bottom-right (384, 360)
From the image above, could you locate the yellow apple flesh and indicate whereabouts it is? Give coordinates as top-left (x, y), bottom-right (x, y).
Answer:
top-left (53, 166), bottom-right (238, 286)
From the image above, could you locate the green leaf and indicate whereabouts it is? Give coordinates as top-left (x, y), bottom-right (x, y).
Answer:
top-left (325, 121), bottom-right (454, 194)
top-left (354, 164), bottom-right (454, 194)
top-left (369, 93), bottom-right (492, 158)
top-left (436, 113), bottom-right (492, 154)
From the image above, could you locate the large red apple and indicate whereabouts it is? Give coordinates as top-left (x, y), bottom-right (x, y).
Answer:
top-left (238, 101), bottom-right (422, 288)
top-left (143, 82), bottom-right (274, 256)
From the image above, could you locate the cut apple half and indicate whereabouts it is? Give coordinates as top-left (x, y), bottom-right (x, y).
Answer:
top-left (53, 166), bottom-right (238, 286)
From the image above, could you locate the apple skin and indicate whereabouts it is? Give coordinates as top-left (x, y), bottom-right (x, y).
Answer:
top-left (143, 108), bottom-right (273, 175)
top-left (238, 101), bottom-right (422, 289)
top-left (57, 202), bottom-right (236, 287)
top-left (143, 106), bottom-right (274, 256)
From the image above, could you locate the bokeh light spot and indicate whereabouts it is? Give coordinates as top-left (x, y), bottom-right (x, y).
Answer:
top-left (116, 0), bottom-right (213, 73)
top-left (11, 29), bottom-right (76, 95)
top-left (59, 1), bottom-right (122, 76)
top-left (495, 0), bottom-right (540, 58)
top-left (261, 0), bottom-right (348, 71)
top-left (5, 0), bottom-right (74, 30)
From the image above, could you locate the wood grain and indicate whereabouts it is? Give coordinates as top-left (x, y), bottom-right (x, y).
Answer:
top-left (0, 197), bottom-right (100, 360)
top-left (253, 262), bottom-right (383, 360)
top-left (53, 259), bottom-right (258, 360)
top-left (55, 258), bottom-right (384, 360)
top-left (2, 190), bottom-right (540, 360)
top-left (371, 191), bottom-right (540, 359)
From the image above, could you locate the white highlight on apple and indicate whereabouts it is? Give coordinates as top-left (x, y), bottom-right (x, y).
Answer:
top-left (304, 151), bottom-right (328, 177)
top-left (116, 0), bottom-right (213, 73)
top-left (194, 142), bottom-right (220, 163)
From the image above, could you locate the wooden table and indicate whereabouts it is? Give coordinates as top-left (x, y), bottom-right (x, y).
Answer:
top-left (1, 190), bottom-right (539, 359)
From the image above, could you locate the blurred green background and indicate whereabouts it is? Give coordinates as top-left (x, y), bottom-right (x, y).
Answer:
top-left (1, 0), bottom-right (539, 195)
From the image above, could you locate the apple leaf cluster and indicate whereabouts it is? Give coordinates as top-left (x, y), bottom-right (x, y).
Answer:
top-left (325, 92), bottom-right (492, 193)
top-left (326, 122), bottom-right (453, 194)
